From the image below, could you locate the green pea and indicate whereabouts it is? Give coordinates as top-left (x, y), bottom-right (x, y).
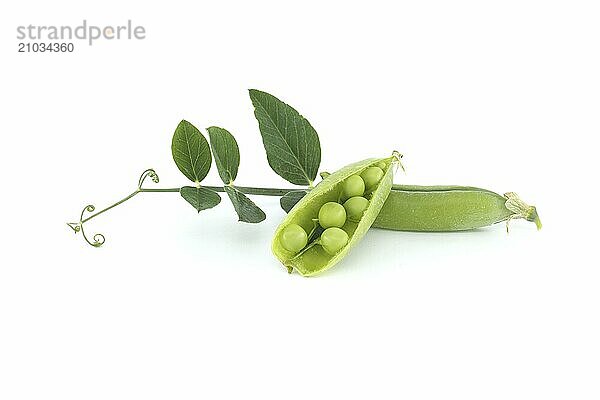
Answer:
top-left (342, 175), bottom-right (365, 198)
top-left (343, 196), bottom-right (369, 222)
top-left (376, 161), bottom-right (387, 170)
top-left (320, 227), bottom-right (349, 255)
top-left (361, 166), bottom-right (384, 191)
top-left (318, 202), bottom-right (347, 228)
top-left (280, 223), bottom-right (308, 253)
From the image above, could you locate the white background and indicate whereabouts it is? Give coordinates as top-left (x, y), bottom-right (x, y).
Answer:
top-left (1, 1), bottom-right (599, 399)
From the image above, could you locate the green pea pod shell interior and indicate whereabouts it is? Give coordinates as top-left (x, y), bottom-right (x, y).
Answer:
top-left (272, 157), bottom-right (394, 276)
top-left (374, 185), bottom-right (538, 231)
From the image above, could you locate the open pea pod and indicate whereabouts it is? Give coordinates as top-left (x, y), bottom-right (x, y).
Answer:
top-left (272, 156), bottom-right (396, 276)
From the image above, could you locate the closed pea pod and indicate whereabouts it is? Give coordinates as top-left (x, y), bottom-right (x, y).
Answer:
top-left (272, 155), bottom-right (398, 276)
top-left (281, 184), bottom-right (541, 232)
top-left (373, 185), bottom-right (541, 231)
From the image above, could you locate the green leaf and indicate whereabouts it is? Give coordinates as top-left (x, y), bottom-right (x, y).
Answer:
top-left (171, 120), bottom-right (212, 183)
top-left (180, 186), bottom-right (221, 212)
top-left (224, 186), bottom-right (266, 223)
top-left (280, 190), bottom-right (307, 213)
top-left (207, 126), bottom-right (240, 184)
top-left (249, 89), bottom-right (321, 186)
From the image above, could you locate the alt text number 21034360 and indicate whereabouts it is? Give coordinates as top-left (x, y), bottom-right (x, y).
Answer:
top-left (18, 42), bottom-right (74, 53)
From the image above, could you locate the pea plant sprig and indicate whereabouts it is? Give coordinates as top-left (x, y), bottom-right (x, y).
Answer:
top-left (67, 89), bottom-right (324, 247)
top-left (68, 89), bottom-right (540, 249)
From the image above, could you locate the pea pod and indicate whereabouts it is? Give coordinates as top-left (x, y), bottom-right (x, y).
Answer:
top-left (374, 185), bottom-right (541, 231)
top-left (272, 156), bottom-right (397, 276)
top-left (281, 184), bottom-right (541, 232)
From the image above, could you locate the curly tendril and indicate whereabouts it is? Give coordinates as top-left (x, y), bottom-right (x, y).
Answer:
top-left (78, 205), bottom-right (106, 247)
top-left (68, 168), bottom-right (162, 247)
top-left (138, 168), bottom-right (160, 189)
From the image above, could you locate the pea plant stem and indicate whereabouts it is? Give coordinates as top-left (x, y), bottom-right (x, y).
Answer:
top-left (140, 185), bottom-right (294, 196)
top-left (80, 185), bottom-right (296, 225)
top-left (207, 185), bottom-right (293, 196)
top-left (80, 190), bottom-right (140, 224)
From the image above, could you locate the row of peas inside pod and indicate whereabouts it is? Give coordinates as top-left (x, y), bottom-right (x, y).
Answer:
top-left (272, 155), bottom-right (400, 276)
